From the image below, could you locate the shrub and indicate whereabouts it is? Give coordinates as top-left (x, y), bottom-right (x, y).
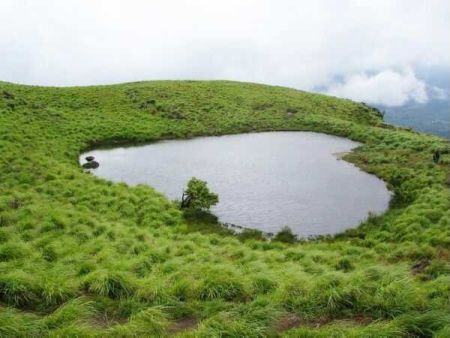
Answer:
top-left (180, 177), bottom-right (218, 211)
top-left (238, 228), bottom-right (265, 241)
top-left (273, 226), bottom-right (297, 244)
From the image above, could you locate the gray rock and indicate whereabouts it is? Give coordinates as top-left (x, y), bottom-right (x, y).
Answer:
top-left (82, 160), bottom-right (99, 169)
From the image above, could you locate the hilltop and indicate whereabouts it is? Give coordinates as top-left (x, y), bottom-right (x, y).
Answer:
top-left (0, 80), bottom-right (449, 337)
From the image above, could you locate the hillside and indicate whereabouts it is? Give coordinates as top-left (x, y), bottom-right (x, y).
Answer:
top-left (0, 80), bottom-right (449, 337)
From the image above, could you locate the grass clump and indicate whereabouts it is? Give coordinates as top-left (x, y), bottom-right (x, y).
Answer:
top-left (83, 271), bottom-right (137, 299)
top-left (0, 272), bottom-right (39, 307)
top-left (110, 307), bottom-right (169, 337)
top-left (198, 274), bottom-right (248, 301)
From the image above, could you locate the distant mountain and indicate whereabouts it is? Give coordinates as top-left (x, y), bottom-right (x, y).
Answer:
top-left (379, 99), bottom-right (449, 139)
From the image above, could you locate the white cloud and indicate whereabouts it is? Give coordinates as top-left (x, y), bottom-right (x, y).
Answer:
top-left (0, 0), bottom-right (449, 105)
top-left (325, 68), bottom-right (429, 107)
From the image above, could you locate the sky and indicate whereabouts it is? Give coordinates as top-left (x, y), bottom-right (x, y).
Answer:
top-left (0, 0), bottom-right (449, 107)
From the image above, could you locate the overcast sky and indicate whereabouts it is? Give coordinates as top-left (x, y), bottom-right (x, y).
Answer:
top-left (0, 0), bottom-right (448, 106)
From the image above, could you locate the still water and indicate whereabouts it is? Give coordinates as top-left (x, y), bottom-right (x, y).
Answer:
top-left (81, 132), bottom-right (391, 237)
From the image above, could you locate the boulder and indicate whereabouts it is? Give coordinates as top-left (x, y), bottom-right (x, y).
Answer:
top-left (85, 156), bottom-right (95, 162)
top-left (82, 160), bottom-right (99, 169)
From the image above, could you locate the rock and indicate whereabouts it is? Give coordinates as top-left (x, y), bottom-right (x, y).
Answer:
top-left (85, 156), bottom-right (95, 162)
top-left (82, 160), bottom-right (99, 169)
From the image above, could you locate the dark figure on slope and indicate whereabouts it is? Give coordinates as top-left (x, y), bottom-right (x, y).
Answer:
top-left (433, 150), bottom-right (441, 164)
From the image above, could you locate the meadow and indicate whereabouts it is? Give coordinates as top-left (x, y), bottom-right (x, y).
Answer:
top-left (0, 80), bottom-right (449, 337)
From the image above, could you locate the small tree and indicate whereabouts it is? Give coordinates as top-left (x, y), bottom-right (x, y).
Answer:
top-left (273, 226), bottom-right (297, 243)
top-left (180, 177), bottom-right (218, 211)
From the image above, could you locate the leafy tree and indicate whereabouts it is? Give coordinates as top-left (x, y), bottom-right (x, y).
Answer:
top-left (180, 177), bottom-right (218, 211)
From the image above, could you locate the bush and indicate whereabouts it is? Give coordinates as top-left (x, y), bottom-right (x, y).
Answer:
top-left (273, 226), bottom-right (297, 243)
top-left (180, 177), bottom-right (218, 211)
top-left (238, 228), bottom-right (265, 241)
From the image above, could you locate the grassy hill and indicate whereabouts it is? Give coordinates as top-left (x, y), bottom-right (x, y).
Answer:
top-left (0, 80), bottom-right (449, 337)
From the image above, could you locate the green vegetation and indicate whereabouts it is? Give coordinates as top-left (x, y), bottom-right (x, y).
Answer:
top-left (0, 80), bottom-right (449, 337)
top-left (273, 227), bottom-right (297, 244)
top-left (180, 177), bottom-right (218, 211)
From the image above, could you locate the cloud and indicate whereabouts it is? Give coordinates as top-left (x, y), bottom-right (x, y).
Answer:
top-left (325, 68), bottom-right (430, 107)
top-left (0, 0), bottom-right (449, 105)
top-left (429, 86), bottom-right (448, 101)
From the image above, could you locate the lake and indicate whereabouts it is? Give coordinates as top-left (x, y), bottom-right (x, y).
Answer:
top-left (81, 132), bottom-right (391, 237)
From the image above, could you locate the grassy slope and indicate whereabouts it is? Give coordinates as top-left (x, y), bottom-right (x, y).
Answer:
top-left (0, 80), bottom-right (449, 337)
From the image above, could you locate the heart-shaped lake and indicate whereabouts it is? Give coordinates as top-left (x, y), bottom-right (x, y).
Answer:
top-left (81, 132), bottom-right (391, 237)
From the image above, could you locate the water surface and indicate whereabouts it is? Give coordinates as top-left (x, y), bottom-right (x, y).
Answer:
top-left (81, 132), bottom-right (390, 237)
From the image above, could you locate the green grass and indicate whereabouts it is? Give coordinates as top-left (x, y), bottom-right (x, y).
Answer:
top-left (0, 80), bottom-right (449, 337)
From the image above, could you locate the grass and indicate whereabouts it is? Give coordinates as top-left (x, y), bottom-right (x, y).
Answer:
top-left (0, 80), bottom-right (449, 337)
